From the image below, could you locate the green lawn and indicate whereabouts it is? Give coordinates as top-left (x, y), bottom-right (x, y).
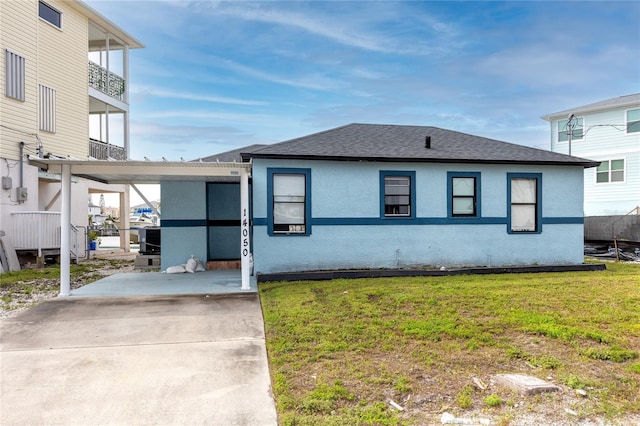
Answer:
top-left (259, 262), bottom-right (640, 425)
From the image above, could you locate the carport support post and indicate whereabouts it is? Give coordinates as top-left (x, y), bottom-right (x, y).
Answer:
top-left (240, 169), bottom-right (251, 291)
top-left (59, 164), bottom-right (71, 297)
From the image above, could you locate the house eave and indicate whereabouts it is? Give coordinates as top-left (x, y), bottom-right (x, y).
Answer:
top-left (540, 94), bottom-right (640, 121)
top-left (68, 0), bottom-right (145, 49)
top-left (245, 153), bottom-right (600, 168)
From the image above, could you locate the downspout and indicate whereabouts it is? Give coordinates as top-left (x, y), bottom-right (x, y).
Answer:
top-left (19, 141), bottom-right (24, 192)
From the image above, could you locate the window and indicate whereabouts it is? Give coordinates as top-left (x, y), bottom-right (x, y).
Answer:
top-left (39, 1), bottom-right (61, 28)
top-left (508, 174), bottom-right (541, 233)
top-left (380, 171), bottom-right (415, 218)
top-left (448, 172), bottom-right (480, 217)
top-left (39, 84), bottom-right (56, 133)
top-left (268, 168), bottom-right (311, 235)
top-left (557, 117), bottom-right (583, 142)
top-left (596, 159), bottom-right (624, 183)
top-left (627, 109), bottom-right (640, 133)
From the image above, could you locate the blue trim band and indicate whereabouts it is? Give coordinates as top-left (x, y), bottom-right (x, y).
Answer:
top-left (253, 216), bottom-right (584, 226)
top-left (543, 217), bottom-right (584, 224)
top-left (162, 219), bottom-right (207, 227)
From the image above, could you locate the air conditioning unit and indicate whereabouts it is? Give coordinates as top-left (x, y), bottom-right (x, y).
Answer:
top-left (139, 227), bottom-right (161, 255)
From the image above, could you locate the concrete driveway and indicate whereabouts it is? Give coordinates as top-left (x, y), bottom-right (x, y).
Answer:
top-left (0, 294), bottom-right (278, 425)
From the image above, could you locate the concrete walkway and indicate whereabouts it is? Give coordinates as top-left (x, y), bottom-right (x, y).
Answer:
top-left (71, 269), bottom-right (257, 297)
top-left (0, 293), bottom-right (278, 425)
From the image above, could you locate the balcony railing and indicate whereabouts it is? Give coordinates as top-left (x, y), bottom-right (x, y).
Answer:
top-left (88, 61), bottom-right (125, 101)
top-left (90, 138), bottom-right (126, 160)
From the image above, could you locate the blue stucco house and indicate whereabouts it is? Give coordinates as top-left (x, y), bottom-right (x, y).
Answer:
top-left (161, 124), bottom-right (598, 276)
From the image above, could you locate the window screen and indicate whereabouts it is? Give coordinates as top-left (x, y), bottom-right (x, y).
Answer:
top-left (273, 174), bottom-right (306, 233)
top-left (510, 178), bottom-right (537, 232)
top-left (384, 176), bottom-right (411, 216)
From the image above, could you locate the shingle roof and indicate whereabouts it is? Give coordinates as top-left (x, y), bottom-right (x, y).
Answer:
top-left (242, 123), bottom-right (598, 167)
top-left (541, 94), bottom-right (640, 120)
top-left (196, 144), bottom-right (268, 163)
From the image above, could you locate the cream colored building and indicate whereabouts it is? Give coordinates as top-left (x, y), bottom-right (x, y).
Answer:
top-left (0, 0), bottom-right (143, 264)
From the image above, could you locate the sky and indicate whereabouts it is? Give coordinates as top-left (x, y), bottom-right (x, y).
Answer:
top-left (86, 0), bottom-right (640, 204)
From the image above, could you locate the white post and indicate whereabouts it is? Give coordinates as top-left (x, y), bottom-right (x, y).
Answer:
top-left (59, 164), bottom-right (71, 296)
top-left (240, 169), bottom-right (251, 291)
top-left (119, 188), bottom-right (130, 252)
top-left (123, 44), bottom-right (130, 159)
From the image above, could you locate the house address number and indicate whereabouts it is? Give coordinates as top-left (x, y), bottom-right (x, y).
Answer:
top-left (242, 208), bottom-right (249, 257)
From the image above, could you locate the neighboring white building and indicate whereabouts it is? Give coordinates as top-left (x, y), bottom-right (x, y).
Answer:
top-left (542, 94), bottom-right (640, 216)
top-left (0, 0), bottom-right (143, 264)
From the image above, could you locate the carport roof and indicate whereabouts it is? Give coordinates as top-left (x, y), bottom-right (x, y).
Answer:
top-left (28, 158), bottom-right (251, 184)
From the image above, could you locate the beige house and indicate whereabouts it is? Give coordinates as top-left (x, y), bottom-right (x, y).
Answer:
top-left (0, 0), bottom-right (143, 265)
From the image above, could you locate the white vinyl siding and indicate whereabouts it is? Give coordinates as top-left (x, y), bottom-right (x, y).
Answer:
top-left (37, 0), bottom-right (90, 158)
top-left (5, 50), bottom-right (25, 101)
top-left (0, 0), bottom-right (38, 161)
top-left (548, 100), bottom-right (640, 215)
top-left (39, 84), bottom-right (56, 133)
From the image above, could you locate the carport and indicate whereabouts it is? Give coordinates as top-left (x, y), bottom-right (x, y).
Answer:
top-left (28, 158), bottom-right (253, 295)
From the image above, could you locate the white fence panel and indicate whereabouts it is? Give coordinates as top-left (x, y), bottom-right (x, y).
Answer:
top-left (11, 212), bottom-right (61, 250)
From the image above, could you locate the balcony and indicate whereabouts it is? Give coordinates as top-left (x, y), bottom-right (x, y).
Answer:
top-left (88, 60), bottom-right (125, 101)
top-left (90, 138), bottom-right (126, 160)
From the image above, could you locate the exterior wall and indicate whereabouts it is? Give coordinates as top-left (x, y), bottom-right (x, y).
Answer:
top-left (160, 181), bottom-right (208, 270)
top-left (251, 159), bottom-right (586, 274)
top-left (549, 106), bottom-right (640, 216)
top-left (0, 0), bottom-right (89, 247)
top-left (37, 0), bottom-right (90, 159)
top-left (1, 1), bottom-right (133, 256)
top-left (161, 181), bottom-right (243, 269)
top-left (207, 183), bottom-right (241, 260)
top-left (0, 0), bottom-right (39, 161)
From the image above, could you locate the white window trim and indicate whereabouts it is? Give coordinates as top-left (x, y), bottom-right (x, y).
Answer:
top-left (38, 1), bottom-right (63, 30)
top-left (595, 158), bottom-right (626, 184)
top-left (625, 108), bottom-right (640, 135)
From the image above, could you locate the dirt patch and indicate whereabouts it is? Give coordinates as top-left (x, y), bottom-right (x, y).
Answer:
top-left (0, 255), bottom-right (135, 320)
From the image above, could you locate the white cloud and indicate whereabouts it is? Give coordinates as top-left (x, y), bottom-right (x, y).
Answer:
top-left (131, 86), bottom-right (266, 106)
top-left (207, 55), bottom-right (347, 91)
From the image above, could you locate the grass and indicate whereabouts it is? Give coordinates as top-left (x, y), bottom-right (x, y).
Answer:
top-left (259, 262), bottom-right (640, 425)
